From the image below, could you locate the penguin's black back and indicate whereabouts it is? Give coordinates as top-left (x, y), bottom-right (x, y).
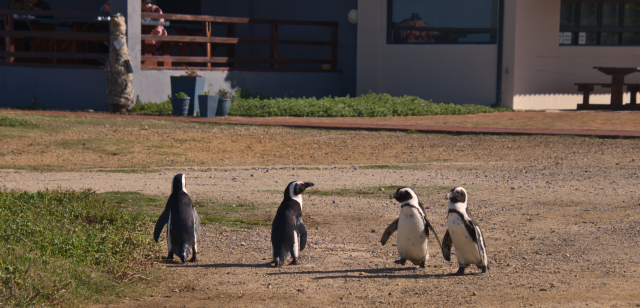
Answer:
top-left (167, 191), bottom-right (196, 251)
top-left (271, 198), bottom-right (301, 262)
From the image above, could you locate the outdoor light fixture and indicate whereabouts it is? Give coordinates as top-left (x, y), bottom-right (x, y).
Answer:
top-left (348, 9), bottom-right (357, 24)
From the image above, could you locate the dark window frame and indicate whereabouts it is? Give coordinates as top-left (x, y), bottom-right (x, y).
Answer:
top-left (560, 0), bottom-right (640, 45)
top-left (386, 0), bottom-right (500, 45)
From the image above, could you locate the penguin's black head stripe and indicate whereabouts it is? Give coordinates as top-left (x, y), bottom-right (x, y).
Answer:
top-left (390, 187), bottom-right (413, 203)
top-left (448, 187), bottom-right (467, 203)
top-left (294, 182), bottom-right (314, 195)
top-left (171, 173), bottom-right (186, 194)
top-left (285, 181), bottom-right (314, 198)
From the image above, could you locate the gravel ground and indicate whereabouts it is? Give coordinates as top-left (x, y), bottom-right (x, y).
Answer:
top-left (2, 126), bottom-right (640, 307)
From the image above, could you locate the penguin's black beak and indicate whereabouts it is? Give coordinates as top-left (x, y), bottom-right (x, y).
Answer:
top-left (303, 182), bottom-right (315, 188)
top-left (389, 192), bottom-right (398, 200)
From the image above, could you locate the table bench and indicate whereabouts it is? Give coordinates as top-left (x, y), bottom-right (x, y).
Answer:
top-left (575, 82), bottom-right (640, 110)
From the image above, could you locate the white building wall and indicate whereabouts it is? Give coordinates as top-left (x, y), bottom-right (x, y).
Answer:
top-left (356, 0), bottom-right (498, 106)
top-left (506, 0), bottom-right (640, 110)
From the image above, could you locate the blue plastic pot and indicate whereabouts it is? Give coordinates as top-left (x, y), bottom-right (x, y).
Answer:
top-left (171, 97), bottom-right (190, 116)
top-left (170, 76), bottom-right (205, 116)
top-left (216, 98), bottom-right (231, 117)
top-left (198, 95), bottom-right (219, 118)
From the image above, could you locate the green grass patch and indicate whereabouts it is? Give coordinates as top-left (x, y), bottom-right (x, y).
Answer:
top-left (97, 192), bottom-right (273, 229)
top-left (360, 165), bottom-right (407, 170)
top-left (307, 185), bottom-right (450, 198)
top-left (0, 190), bottom-right (161, 307)
top-left (0, 116), bottom-right (38, 127)
top-left (92, 167), bottom-right (159, 174)
top-left (0, 165), bottom-right (68, 172)
top-left (58, 138), bottom-right (138, 156)
top-left (129, 100), bottom-right (173, 116)
top-left (229, 92), bottom-right (512, 117)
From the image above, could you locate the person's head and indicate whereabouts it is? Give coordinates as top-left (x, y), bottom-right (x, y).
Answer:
top-left (104, 0), bottom-right (110, 12)
top-left (409, 13), bottom-right (422, 21)
top-left (142, 0), bottom-right (153, 10)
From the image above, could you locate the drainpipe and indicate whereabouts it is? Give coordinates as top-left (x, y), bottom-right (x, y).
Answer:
top-left (493, 0), bottom-right (505, 107)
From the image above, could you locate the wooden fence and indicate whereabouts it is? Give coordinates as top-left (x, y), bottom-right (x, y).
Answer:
top-left (0, 9), bottom-right (110, 68)
top-left (140, 12), bottom-right (338, 72)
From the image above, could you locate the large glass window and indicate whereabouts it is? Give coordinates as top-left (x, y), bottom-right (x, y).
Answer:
top-left (560, 0), bottom-right (640, 46)
top-left (387, 0), bottom-right (500, 44)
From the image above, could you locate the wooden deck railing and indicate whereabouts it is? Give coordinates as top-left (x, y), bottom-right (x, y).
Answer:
top-left (140, 12), bottom-right (339, 72)
top-left (0, 9), bottom-right (110, 68)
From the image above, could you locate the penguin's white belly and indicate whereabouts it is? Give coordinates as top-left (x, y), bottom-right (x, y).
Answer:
top-left (448, 214), bottom-right (482, 265)
top-left (397, 212), bottom-right (428, 264)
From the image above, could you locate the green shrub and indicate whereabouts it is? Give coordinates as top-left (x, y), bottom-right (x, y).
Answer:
top-left (229, 92), bottom-right (511, 117)
top-left (173, 92), bottom-right (188, 99)
top-left (129, 100), bottom-right (173, 115)
top-left (0, 190), bottom-right (160, 306)
top-left (0, 116), bottom-right (38, 127)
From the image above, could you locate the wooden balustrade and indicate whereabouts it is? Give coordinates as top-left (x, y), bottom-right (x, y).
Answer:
top-left (140, 12), bottom-right (339, 72)
top-left (0, 9), bottom-right (110, 67)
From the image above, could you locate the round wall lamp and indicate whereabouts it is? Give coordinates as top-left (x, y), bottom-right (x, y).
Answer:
top-left (347, 9), bottom-right (358, 24)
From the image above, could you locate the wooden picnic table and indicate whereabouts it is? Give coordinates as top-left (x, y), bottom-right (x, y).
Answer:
top-left (594, 66), bottom-right (640, 108)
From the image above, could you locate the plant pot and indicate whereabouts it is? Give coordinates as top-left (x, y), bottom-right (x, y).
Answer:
top-left (171, 97), bottom-right (190, 116)
top-left (216, 98), bottom-right (231, 117)
top-left (198, 95), bottom-right (219, 118)
top-left (170, 76), bottom-right (205, 116)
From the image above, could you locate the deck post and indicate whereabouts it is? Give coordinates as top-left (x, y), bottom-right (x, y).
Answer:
top-left (204, 21), bottom-right (211, 68)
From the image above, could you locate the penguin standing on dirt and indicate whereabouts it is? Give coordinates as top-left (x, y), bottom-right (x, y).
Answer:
top-left (442, 186), bottom-right (488, 275)
top-left (153, 173), bottom-right (201, 263)
top-left (381, 187), bottom-right (443, 270)
top-left (271, 181), bottom-right (314, 267)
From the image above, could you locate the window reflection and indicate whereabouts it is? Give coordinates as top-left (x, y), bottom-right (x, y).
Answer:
top-left (560, 2), bottom-right (577, 26)
top-left (602, 3), bottom-right (620, 27)
top-left (624, 4), bottom-right (640, 27)
top-left (580, 3), bottom-right (599, 27)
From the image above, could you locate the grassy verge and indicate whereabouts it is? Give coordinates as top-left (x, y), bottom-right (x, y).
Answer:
top-left (0, 116), bottom-right (38, 127)
top-left (0, 190), bottom-right (161, 307)
top-left (230, 92), bottom-right (511, 117)
top-left (97, 192), bottom-right (273, 229)
top-left (130, 99), bottom-right (173, 116)
top-left (128, 91), bottom-right (511, 117)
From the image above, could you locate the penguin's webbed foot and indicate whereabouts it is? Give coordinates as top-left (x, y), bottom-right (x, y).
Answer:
top-left (479, 266), bottom-right (487, 275)
top-left (449, 266), bottom-right (466, 276)
top-left (394, 258), bottom-right (407, 266)
top-left (416, 261), bottom-right (426, 271)
top-left (290, 258), bottom-right (302, 265)
top-left (162, 253), bottom-right (174, 260)
top-left (189, 255), bottom-right (198, 263)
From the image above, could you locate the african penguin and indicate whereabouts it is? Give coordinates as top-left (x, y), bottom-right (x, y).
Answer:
top-left (153, 174), bottom-right (201, 264)
top-left (381, 187), bottom-right (443, 270)
top-left (271, 181), bottom-right (314, 267)
top-left (442, 186), bottom-right (488, 275)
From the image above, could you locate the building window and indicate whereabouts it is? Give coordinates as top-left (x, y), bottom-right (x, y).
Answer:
top-left (387, 0), bottom-right (500, 44)
top-left (560, 0), bottom-right (640, 45)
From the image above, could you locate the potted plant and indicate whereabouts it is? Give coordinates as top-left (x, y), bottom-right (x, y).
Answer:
top-left (170, 65), bottom-right (205, 116)
top-left (171, 92), bottom-right (190, 116)
top-left (215, 87), bottom-right (232, 117)
top-left (198, 90), bottom-right (219, 118)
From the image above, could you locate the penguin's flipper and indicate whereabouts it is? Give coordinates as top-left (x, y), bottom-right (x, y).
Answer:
top-left (153, 210), bottom-right (170, 243)
top-left (474, 225), bottom-right (486, 263)
top-left (193, 208), bottom-right (201, 242)
top-left (423, 217), bottom-right (444, 253)
top-left (442, 230), bottom-right (453, 262)
top-left (380, 218), bottom-right (399, 246)
top-left (296, 218), bottom-right (307, 251)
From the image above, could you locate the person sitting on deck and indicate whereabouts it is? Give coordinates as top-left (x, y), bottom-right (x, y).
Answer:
top-left (142, 0), bottom-right (167, 56)
top-left (400, 13), bottom-right (433, 43)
